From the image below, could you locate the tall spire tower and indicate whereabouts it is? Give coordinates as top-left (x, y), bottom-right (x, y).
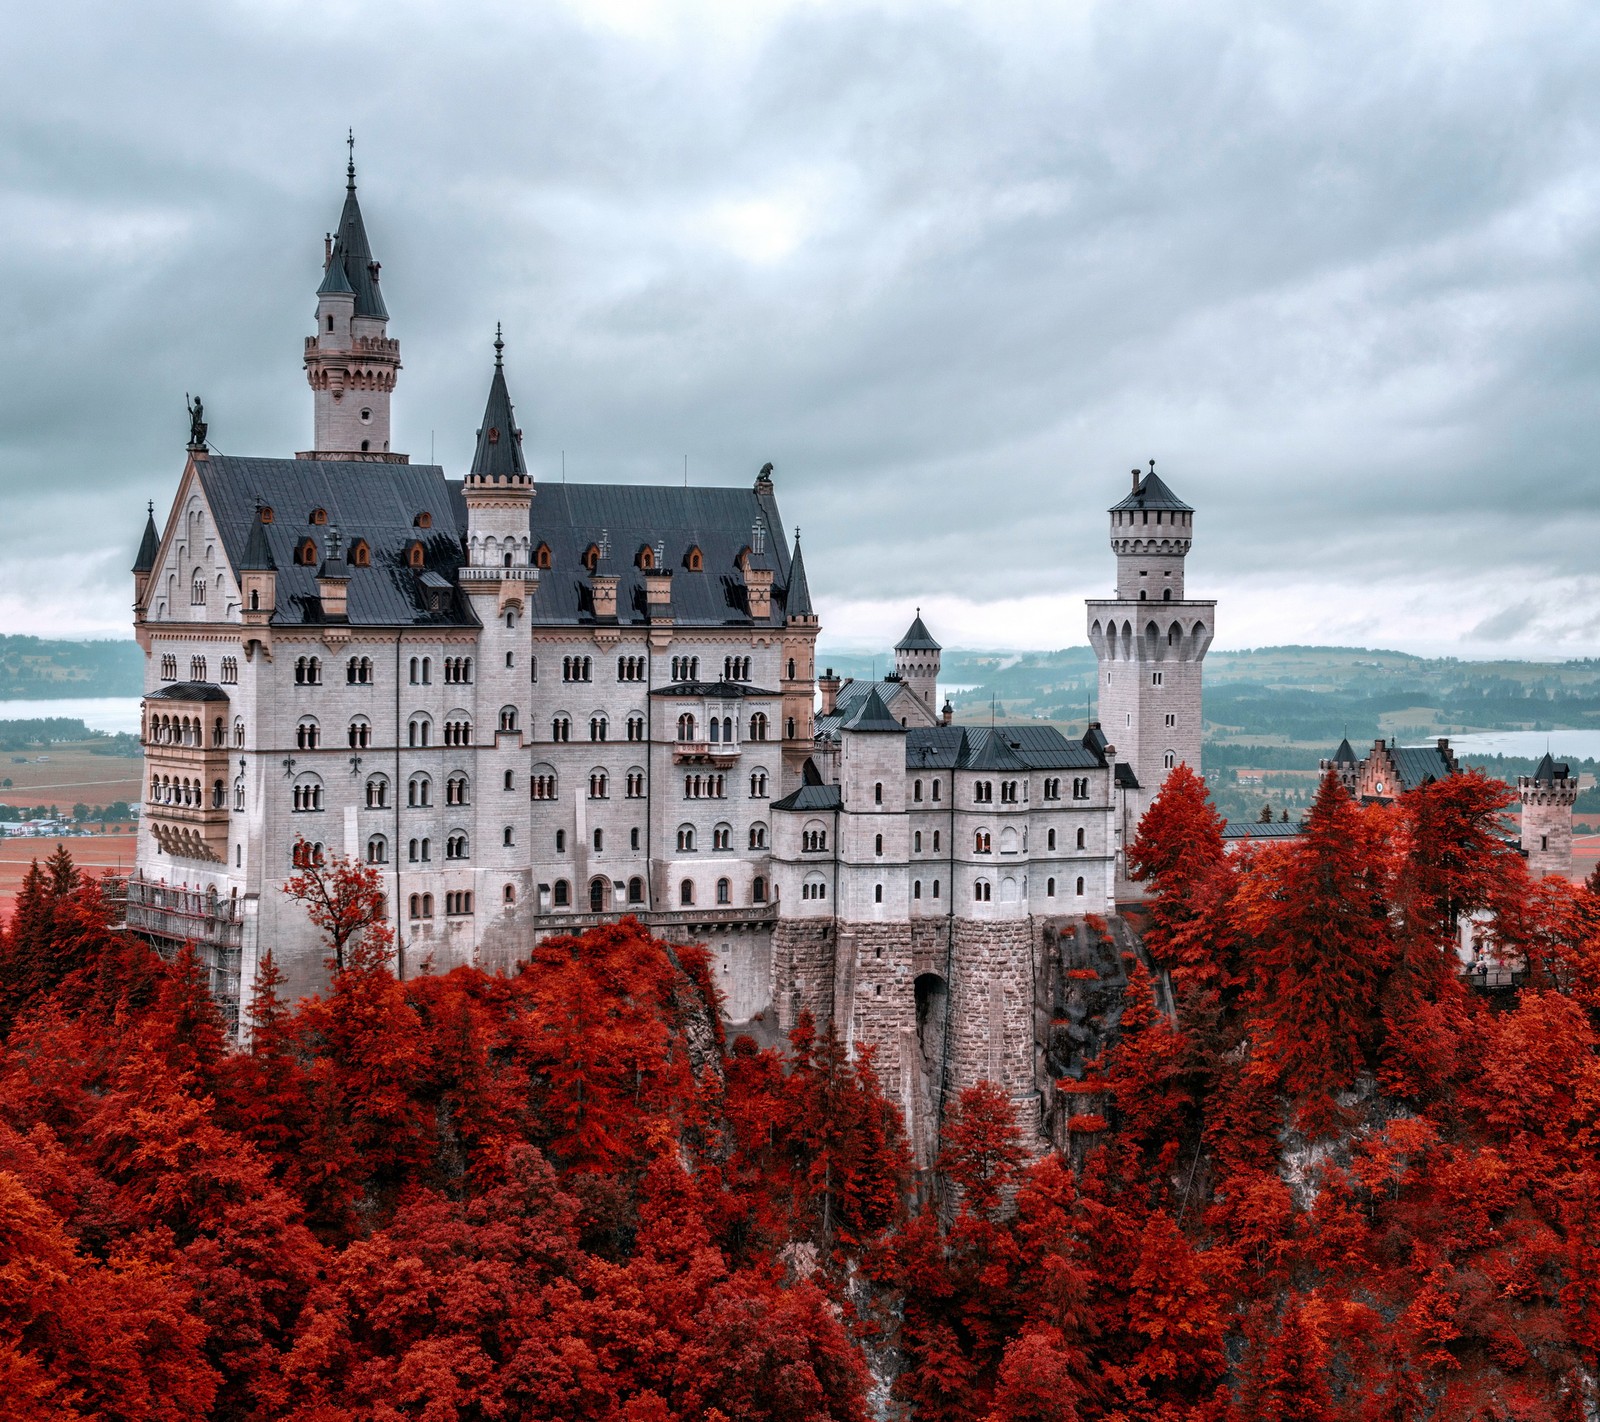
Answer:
top-left (301, 134), bottom-right (404, 461)
top-left (1086, 461), bottom-right (1215, 826)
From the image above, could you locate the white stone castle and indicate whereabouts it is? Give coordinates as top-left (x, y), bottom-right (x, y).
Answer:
top-left (130, 158), bottom-right (1215, 1154)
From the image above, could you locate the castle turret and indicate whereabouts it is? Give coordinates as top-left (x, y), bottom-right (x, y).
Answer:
top-left (1087, 460), bottom-right (1215, 830)
top-left (780, 522), bottom-right (820, 788)
top-left (133, 501), bottom-right (159, 608)
top-left (894, 610), bottom-right (941, 716)
top-left (302, 138), bottom-right (403, 461)
top-left (1520, 753), bottom-right (1577, 881)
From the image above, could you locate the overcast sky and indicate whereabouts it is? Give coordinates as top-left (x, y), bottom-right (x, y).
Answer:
top-left (4, 0), bottom-right (1599, 657)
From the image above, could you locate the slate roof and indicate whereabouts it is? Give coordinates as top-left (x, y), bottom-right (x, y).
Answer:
top-left (327, 164), bottom-right (388, 320)
top-left (1110, 469), bottom-right (1192, 514)
top-left (1222, 820), bottom-right (1304, 841)
top-left (904, 724), bottom-right (1105, 771)
top-left (1390, 745), bottom-right (1455, 793)
top-left (1531, 752), bottom-right (1572, 784)
top-left (523, 481), bottom-right (795, 629)
top-left (195, 456), bottom-right (473, 628)
top-left (146, 681), bottom-right (230, 703)
top-left (469, 337), bottom-right (527, 480)
top-left (895, 613), bottom-right (940, 651)
top-left (785, 535), bottom-right (814, 618)
top-left (1331, 738), bottom-right (1358, 765)
top-left (771, 783), bottom-right (843, 813)
top-left (133, 506), bottom-right (159, 574)
top-left (841, 686), bottom-right (905, 733)
top-left (649, 680), bottom-right (782, 699)
top-left (1115, 763), bottom-right (1142, 789)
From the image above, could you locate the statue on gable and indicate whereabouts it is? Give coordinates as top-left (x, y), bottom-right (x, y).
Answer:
top-left (185, 393), bottom-right (207, 451)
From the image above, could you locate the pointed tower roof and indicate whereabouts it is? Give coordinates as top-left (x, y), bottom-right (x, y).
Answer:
top-left (785, 533), bottom-right (814, 618)
top-left (469, 327), bottom-right (528, 480)
top-left (1332, 737), bottom-right (1358, 765)
top-left (329, 136), bottom-right (388, 320)
top-left (896, 611), bottom-right (940, 651)
top-left (239, 507), bottom-right (276, 571)
top-left (1531, 751), bottom-right (1570, 784)
top-left (842, 685), bottom-right (906, 733)
top-left (317, 243), bottom-right (355, 296)
top-left (1110, 461), bottom-right (1192, 514)
top-left (133, 502), bottom-right (159, 574)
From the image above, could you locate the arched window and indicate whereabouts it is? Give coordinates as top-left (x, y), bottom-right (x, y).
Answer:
top-left (716, 876), bottom-right (730, 905)
top-left (749, 712), bottom-right (768, 741)
top-left (589, 770), bottom-right (608, 799)
top-left (190, 572), bottom-right (206, 605)
top-left (366, 835), bottom-right (388, 865)
top-left (1076, 827), bottom-right (1085, 849)
top-left (366, 775), bottom-right (389, 809)
top-left (408, 774), bottom-right (432, 808)
top-left (590, 715), bottom-right (608, 742)
top-left (1047, 877), bottom-right (1056, 897)
top-left (750, 770), bottom-right (768, 797)
top-left (504, 884), bottom-right (517, 905)
top-left (1076, 876), bottom-right (1085, 896)
top-left (291, 775), bottom-right (324, 812)
top-left (713, 823), bottom-right (732, 851)
top-left (503, 825), bottom-right (515, 846)
top-left (296, 538), bottom-right (318, 566)
top-left (875, 833), bottom-right (884, 856)
top-left (309, 507), bottom-right (327, 525)
top-left (534, 542), bottom-right (552, 569)
top-left (446, 774), bottom-right (470, 805)
top-left (348, 717), bottom-right (371, 749)
top-left (446, 832), bottom-right (468, 860)
top-left (685, 546), bottom-right (703, 571)
top-left (1163, 750), bottom-right (1176, 770)
top-left (677, 825), bottom-right (696, 852)
top-left (680, 879), bottom-right (695, 906)
top-left (499, 706), bottom-right (518, 733)
top-left (350, 539), bottom-right (371, 567)
top-left (748, 822), bottom-right (767, 849)
top-left (874, 782), bottom-right (883, 805)
top-left (677, 712), bottom-right (696, 742)
top-left (753, 876), bottom-right (767, 903)
top-left (552, 880), bottom-right (570, 907)
top-left (407, 541), bottom-right (425, 568)
top-left (294, 718), bottom-right (320, 750)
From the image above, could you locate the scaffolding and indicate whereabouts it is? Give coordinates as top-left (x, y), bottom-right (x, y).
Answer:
top-left (108, 874), bottom-right (245, 1034)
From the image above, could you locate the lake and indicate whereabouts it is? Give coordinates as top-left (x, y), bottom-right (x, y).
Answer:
top-left (1444, 731), bottom-right (1600, 763)
top-left (0, 697), bottom-right (143, 736)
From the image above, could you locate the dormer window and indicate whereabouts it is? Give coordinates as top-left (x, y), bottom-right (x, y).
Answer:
top-left (349, 539), bottom-right (371, 568)
top-left (636, 544), bottom-right (654, 571)
top-left (534, 543), bottom-right (552, 570)
top-left (407, 541), bottom-right (425, 569)
top-left (309, 507), bottom-right (327, 525)
top-left (296, 538), bottom-right (318, 566)
top-left (583, 544), bottom-right (600, 573)
top-left (414, 512), bottom-right (433, 529)
top-left (685, 546), bottom-right (703, 572)
top-left (259, 506), bottom-right (274, 524)
top-left (487, 427), bottom-right (500, 444)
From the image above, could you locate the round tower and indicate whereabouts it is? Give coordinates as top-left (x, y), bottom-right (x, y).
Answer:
top-left (302, 137), bottom-right (403, 460)
top-left (894, 610), bottom-right (941, 715)
top-left (1520, 754), bottom-right (1577, 881)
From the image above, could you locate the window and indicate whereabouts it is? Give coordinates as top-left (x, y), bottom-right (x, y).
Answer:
top-left (933, 830), bottom-right (941, 851)
top-left (589, 771), bottom-right (609, 799)
top-left (914, 779), bottom-right (923, 803)
top-left (802, 826), bottom-right (828, 852)
top-left (309, 507), bottom-right (327, 525)
top-left (749, 822), bottom-right (767, 849)
top-left (366, 775), bottom-right (389, 809)
top-left (974, 880), bottom-right (992, 902)
top-left (913, 880), bottom-right (922, 899)
top-left (914, 831), bottom-right (922, 853)
top-left (618, 655), bottom-right (645, 682)
top-left (504, 884), bottom-right (517, 905)
top-left (787, 657), bottom-right (796, 679)
top-left (875, 833), bottom-right (884, 856)
top-left (750, 771), bottom-right (768, 798)
top-left (933, 780), bottom-right (941, 802)
top-left (1152, 671), bottom-right (1163, 686)
top-left (786, 717), bottom-right (796, 739)
top-left (350, 539), bottom-right (371, 568)
top-left (686, 546), bottom-right (704, 572)
top-left (677, 712), bottom-right (697, 742)
top-left (973, 781), bottom-right (992, 804)
top-left (630, 828), bottom-right (641, 850)
top-left (713, 823), bottom-right (732, 851)
top-left (407, 541), bottom-right (425, 568)
top-left (1072, 778), bottom-right (1090, 800)
top-left (593, 827), bottom-right (604, 853)
top-left (590, 715), bottom-right (608, 742)
top-left (446, 891), bottom-right (473, 916)
top-left (408, 775), bottom-right (432, 808)
top-left (367, 835), bottom-right (388, 865)
top-left (294, 656), bottom-right (322, 685)
top-left (626, 714), bottom-right (645, 741)
top-left (1163, 750), bottom-right (1176, 770)
top-left (677, 825), bottom-right (696, 852)
top-left (233, 777), bottom-right (245, 811)
top-left (446, 833), bottom-right (468, 860)
top-left (753, 876), bottom-right (767, 903)
top-left (160, 654), bottom-right (177, 680)
top-left (1047, 877), bottom-right (1056, 897)
top-left (503, 769), bottom-right (514, 791)
top-left (679, 879), bottom-right (695, 906)
top-left (408, 716), bottom-right (431, 747)
top-left (191, 573), bottom-right (206, 606)
top-left (233, 717), bottom-right (245, 747)
top-left (933, 879), bottom-right (940, 899)
top-left (628, 877), bottom-right (645, 903)
top-left (295, 718), bottom-right (320, 750)
top-left (553, 880), bottom-right (570, 907)
top-left (874, 884), bottom-right (883, 903)
top-left (347, 655), bottom-right (373, 684)
top-left (443, 717), bottom-right (472, 747)
top-left (406, 837), bottom-right (432, 864)
top-left (623, 770), bottom-right (644, 798)
top-left (534, 543), bottom-right (552, 569)
top-left (1076, 827), bottom-right (1086, 849)
top-left (552, 716), bottom-right (571, 742)
top-left (556, 829), bottom-right (567, 852)
top-left (1076, 876), bottom-right (1085, 896)
top-left (874, 782), bottom-right (883, 805)
top-left (562, 656), bottom-right (593, 683)
top-left (499, 706), bottom-right (519, 733)
top-left (531, 769), bottom-right (558, 800)
top-left (503, 826), bottom-right (514, 846)
top-left (296, 538), bottom-right (318, 566)
top-left (716, 876), bottom-right (730, 904)
top-left (749, 712), bottom-right (768, 741)
top-left (291, 777), bottom-right (323, 812)
top-left (348, 718), bottom-right (371, 749)
top-left (443, 657), bottom-right (473, 684)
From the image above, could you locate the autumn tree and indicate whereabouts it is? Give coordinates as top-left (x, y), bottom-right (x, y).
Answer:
top-left (282, 842), bottom-right (391, 972)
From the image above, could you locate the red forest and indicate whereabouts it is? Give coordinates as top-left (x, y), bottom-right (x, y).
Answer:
top-left (6, 762), bottom-right (1600, 1420)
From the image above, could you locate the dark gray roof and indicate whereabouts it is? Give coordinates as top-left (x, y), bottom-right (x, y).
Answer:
top-left (196, 455), bottom-right (473, 628)
top-left (133, 506), bottom-right (159, 574)
top-left (523, 481), bottom-right (795, 629)
top-left (771, 783), bottom-right (843, 813)
top-left (1222, 820), bottom-right (1304, 841)
top-left (905, 724), bottom-right (1104, 771)
top-left (329, 165), bottom-right (387, 320)
top-left (1110, 469), bottom-right (1192, 514)
top-left (1331, 738), bottom-right (1358, 764)
top-left (1531, 752), bottom-right (1572, 784)
top-left (1391, 745), bottom-right (1455, 793)
top-left (239, 508), bottom-right (276, 571)
top-left (960, 728), bottom-right (1028, 771)
top-left (469, 339), bottom-right (527, 480)
top-left (316, 250), bottom-right (354, 297)
top-left (842, 686), bottom-right (905, 733)
top-left (785, 535), bottom-right (814, 619)
top-left (146, 681), bottom-right (229, 702)
top-left (649, 680), bottom-right (781, 699)
top-left (895, 613), bottom-right (940, 651)
top-left (1115, 763), bottom-right (1142, 789)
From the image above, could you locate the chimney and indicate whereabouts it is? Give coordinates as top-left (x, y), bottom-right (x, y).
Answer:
top-left (941, 698), bottom-right (953, 727)
top-left (1131, 467), bottom-right (1141, 494)
top-left (745, 566), bottom-right (773, 619)
top-left (818, 668), bottom-right (841, 716)
top-left (645, 567), bottom-right (672, 624)
top-left (592, 571), bottom-right (619, 622)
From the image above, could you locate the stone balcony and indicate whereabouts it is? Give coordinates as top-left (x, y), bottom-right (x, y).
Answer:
top-left (145, 799), bottom-right (230, 863)
top-left (458, 564), bottom-right (537, 583)
top-left (672, 739), bottom-right (743, 766)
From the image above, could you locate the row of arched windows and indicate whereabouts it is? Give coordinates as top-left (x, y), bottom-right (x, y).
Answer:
top-left (684, 774), bottom-right (726, 798)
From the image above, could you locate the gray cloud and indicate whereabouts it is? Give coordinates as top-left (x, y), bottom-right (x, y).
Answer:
top-left (3, 0), bottom-right (1600, 649)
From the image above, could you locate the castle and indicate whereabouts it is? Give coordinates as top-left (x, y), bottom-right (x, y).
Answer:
top-left (129, 157), bottom-right (1218, 1157)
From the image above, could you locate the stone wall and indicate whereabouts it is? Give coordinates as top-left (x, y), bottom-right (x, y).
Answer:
top-left (772, 918), bottom-right (837, 1033)
top-left (944, 916), bottom-right (1043, 1138)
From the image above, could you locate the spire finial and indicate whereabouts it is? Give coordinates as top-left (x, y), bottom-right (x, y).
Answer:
top-left (147, 500), bottom-right (154, 516)
top-left (346, 129), bottom-right (356, 189)
top-left (493, 322), bottom-right (504, 367)
top-left (1149, 457), bottom-right (1156, 474)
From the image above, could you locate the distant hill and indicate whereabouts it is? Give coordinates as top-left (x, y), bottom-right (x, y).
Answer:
top-left (0, 637), bottom-right (142, 699)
